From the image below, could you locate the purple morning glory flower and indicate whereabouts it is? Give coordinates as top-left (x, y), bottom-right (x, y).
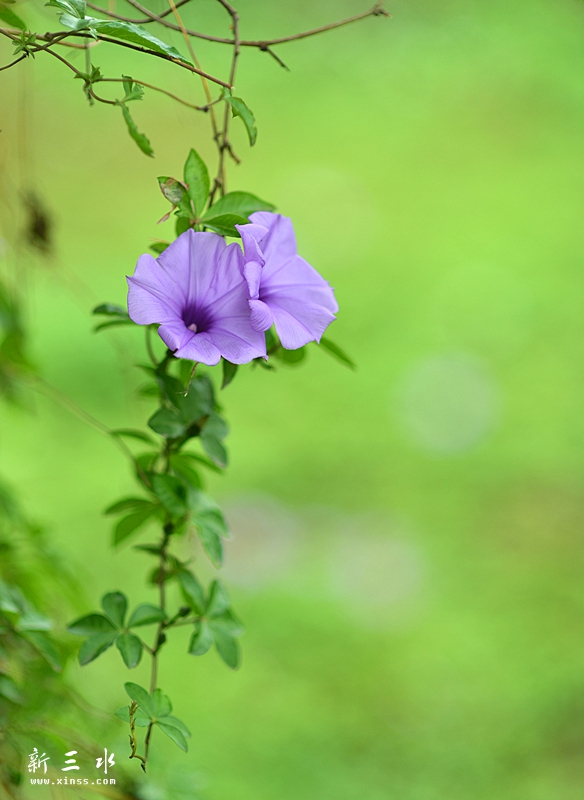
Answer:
top-left (236, 212), bottom-right (338, 350)
top-left (127, 229), bottom-right (266, 365)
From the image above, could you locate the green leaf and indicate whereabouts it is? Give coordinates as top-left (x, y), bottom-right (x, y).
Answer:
top-left (0, 675), bottom-right (24, 704)
top-left (16, 610), bottom-right (52, 631)
top-left (120, 104), bottom-right (153, 158)
top-left (89, 19), bottom-right (190, 63)
top-left (152, 474), bottom-right (187, 518)
top-left (180, 451), bottom-right (222, 474)
top-left (121, 75), bottom-right (144, 103)
top-left (158, 176), bottom-right (186, 206)
top-left (317, 337), bottom-right (356, 370)
top-left (147, 407), bottom-right (186, 438)
top-left (46, 0), bottom-right (86, 19)
top-left (205, 579), bottom-right (230, 617)
top-left (170, 454), bottom-right (202, 489)
top-left (200, 412), bottom-right (229, 468)
top-left (275, 345), bottom-right (307, 365)
top-left (202, 191), bottom-right (275, 222)
top-left (116, 632), bottom-right (143, 668)
top-left (67, 613), bottom-right (116, 636)
top-left (221, 359), bottom-right (238, 389)
top-left (124, 682), bottom-right (155, 718)
top-left (158, 714), bottom-right (190, 738)
top-left (175, 216), bottom-right (191, 237)
top-left (149, 241), bottom-right (170, 255)
top-left (93, 319), bottom-right (135, 333)
top-left (156, 721), bottom-right (188, 752)
top-left (101, 591), bottom-right (127, 627)
top-left (195, 519), bottom-right (223, 567)
top-left (78, 631), bottom-right (117, 665)
top-left (188, 620), bottom-right (212, 656)
top-left (224, 95), bottom-right (257, 146)
top-left (150, 688), bottom-right (172, 717)
top-left (105, 497), bottom-right (156, 516)
top-left (178, 569), bottom-right (205, 614)
top-left (210, 625), bottom-right (241, 669)
top-left (127, 603), bottom-right (167, 627)
top-left (111, 428), bottom-right (155, 445)
top-left (114, 507), bottom-right (158, 545)
top-left (92, 303), bottom-right (128, 317)
top-left (21, 631), bottom-right (62, 672)
top-left (0, 5), bottom-right (26, 30)
top-left (209, 608), bottom-right (245, 637)
top-left (115, 705), bottom-right (150, 726)
top-left (183, 149), bottom-right (209, 219)
top-left (203, 214), bottom-right (248, 238)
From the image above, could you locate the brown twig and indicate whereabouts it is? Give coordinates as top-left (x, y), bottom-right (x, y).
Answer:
top-left (0, 26), bottom-right (232, 87)
top-left (211, 0), bottom-right (240, 201)
top-left (101, 1), bottom-right (389, 51)
top-left (86, 0), bottom-right (191, 25)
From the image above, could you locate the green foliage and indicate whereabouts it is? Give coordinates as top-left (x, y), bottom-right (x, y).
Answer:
top-left (0, 2), bottom-right (26, 30)
top-left (123, 683), bottom-right (192, 752)
top-left (120, 103), bottom-right (153, 157)
top-left (317, 336), bottom-right (356, 370)
top-left (223, 91), bottom-right (258, 146)
top-left (188, 580), bottom-right (243, 669)
top-left (184, 148), bottom-right (210, 219)
top-left (202, 190), bottom-right (275, 221)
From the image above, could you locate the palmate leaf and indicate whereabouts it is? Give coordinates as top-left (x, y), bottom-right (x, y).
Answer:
top-left (116, 632), bottom-right (143, 668)
top-left (210, 625), bottom-right (241, 669)
top-left (205, 579), bottom-right (230, 617)
top-left (178, 569), bottom-right (206, 614)
top-left (127, 603), bottom-right (167, 627)
top-left (78, 631), bottom-right (117, 665)
top-left (188, 620), bottom-right (213, 656)
top-left (125, 682), bottom-right (155, 718)
top-left (156, 721), bottom-right (188, 752)
top-left (114, 506), bottom-right (159, 545)
top-left (67, 613), bottom-right (116, 636)
top-left (101, 591), bottom-right (127, 627)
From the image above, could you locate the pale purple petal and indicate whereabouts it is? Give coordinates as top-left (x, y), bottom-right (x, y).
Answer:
top-left (270, 297), bottom-right (335, 346)
top-left (158, 321), bottom-right (195, 351)
top-left (243, 261), bottom-right (263, 300)
top-left (175, 332), bottom-right (221, 365)
top-left (238, 213), bottom-right (337, 348)
top-left (127, 230), bottom-right (266, 365)
top-left (236, 223), bottom-right (267, 267)
top-left (249, 299), bottom-right (274, 332)
top-left (207, 329), bottom-right (266, 364)
top-left (248, 212), bottom-right (297, 260)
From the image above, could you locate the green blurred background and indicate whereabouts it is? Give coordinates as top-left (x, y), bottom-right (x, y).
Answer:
top-left (3, 0), bottom-right (584, 796)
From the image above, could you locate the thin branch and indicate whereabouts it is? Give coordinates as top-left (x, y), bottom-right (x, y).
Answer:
top-left (101, 77), bottom-right (209, 110)
top-left (0, 53), bottom-right (26, 71)
top-left (86, 0), bottom-right (191, 25)
top-left (213, 0), bottom-right (240, 200)
top-left (242, 1), bottom-right (390, 47)
top-left (109, 1), bottom-right (389, 50)
top-left (0, 25), bottom-right (232, 87)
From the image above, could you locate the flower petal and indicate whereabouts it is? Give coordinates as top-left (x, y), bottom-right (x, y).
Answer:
top-left (262, 255), bottom-right (338, 314)
top-left (271, 300), bottom-right (336, 349)
top-left (248, 213), bottom-right (297, 260)
top-left (127, 255), bottom-right (183, 324)
top-left (158, 230), bottom-right (228, 309)
top-left (158, 321), bottom-right (194, 352)
top-left (236, 223), bottom-right (267, 267)
top-left (175, 332), bottom-right (222, 365)
top-left (207, 328), bottom-right (266, 364)
top-left (242, 260), bottom-right (263, 300)
top-left (248, 299), bottom-right (274, 332)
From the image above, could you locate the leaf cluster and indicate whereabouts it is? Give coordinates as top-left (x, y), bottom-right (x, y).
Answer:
top-left (158, 148), bottom-right (275, 239)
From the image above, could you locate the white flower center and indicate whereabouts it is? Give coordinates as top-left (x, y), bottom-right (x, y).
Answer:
top-left (188, 323), bottom-right (198, 333)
